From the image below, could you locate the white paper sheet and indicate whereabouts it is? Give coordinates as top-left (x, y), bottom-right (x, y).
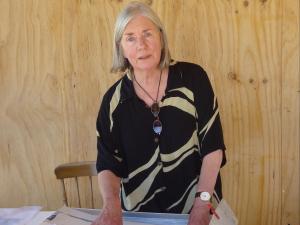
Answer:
top-left (41, 207), bottom-right (188, 225)
top-left (0, 206), bottom-right (42, 225)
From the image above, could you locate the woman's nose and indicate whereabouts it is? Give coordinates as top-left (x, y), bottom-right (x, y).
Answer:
top-left (137, 36), bottom-right (146, 49)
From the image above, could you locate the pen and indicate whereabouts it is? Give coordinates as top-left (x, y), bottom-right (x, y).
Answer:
top-left (207, 203), bottom-right (220, 220)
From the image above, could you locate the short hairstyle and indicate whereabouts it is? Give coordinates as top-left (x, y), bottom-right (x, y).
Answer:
top-left (111, 1), bottom-right (171, 73)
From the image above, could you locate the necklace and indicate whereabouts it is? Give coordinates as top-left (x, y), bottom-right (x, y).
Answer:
top-left (133, 70), bottom-right (162, 115)
top-left (133, 70), bottom-right (163, 138)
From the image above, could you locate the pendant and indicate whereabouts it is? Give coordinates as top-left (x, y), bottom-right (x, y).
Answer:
top-left (151, 102), bottom-right (160, 117)
top-left (153, 119), bottom-right (162, 135)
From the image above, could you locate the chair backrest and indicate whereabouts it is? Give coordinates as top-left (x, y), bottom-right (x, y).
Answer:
top-left (54, 161), bottom-right (98, 208)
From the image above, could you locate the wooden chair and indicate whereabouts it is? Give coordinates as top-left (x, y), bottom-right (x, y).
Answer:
top-left (54, 161), bottom-right (98, 208)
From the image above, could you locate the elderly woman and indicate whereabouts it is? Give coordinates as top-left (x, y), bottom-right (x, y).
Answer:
top-left (93, 2), bottom-right (226, 225)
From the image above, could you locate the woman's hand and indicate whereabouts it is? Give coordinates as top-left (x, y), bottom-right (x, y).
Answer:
top-left (92, 171), bottom-right (123, 225)
top-left (187, 200), bottom-right (211, 225)
top-left (91, 202), bottom-right (123, 225)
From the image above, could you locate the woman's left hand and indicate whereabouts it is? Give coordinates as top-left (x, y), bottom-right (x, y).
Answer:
top-left (187, 200), bottom-right (211, 225)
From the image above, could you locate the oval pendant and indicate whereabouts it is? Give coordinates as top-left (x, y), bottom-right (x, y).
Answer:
top-left (153, 119), bottom-right (162, 135)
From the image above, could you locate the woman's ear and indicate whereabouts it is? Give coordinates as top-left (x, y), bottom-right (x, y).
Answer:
top-left (124, 58), bottom-right (130, 67)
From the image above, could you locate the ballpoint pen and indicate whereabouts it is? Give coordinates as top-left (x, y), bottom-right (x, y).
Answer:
top-left (207, 203), bottom-right (220, 220)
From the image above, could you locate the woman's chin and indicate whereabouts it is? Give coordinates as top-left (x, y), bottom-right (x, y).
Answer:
top-left (133, 61), bottom-right (160, 72)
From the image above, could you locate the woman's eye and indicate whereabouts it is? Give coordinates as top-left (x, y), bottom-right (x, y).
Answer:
top-left (127, 36), bottom-right (136, 42)
top-left (144, 32), bottom-right (152, 37)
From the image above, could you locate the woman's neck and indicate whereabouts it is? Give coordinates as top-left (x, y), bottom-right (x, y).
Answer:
top-left (132, 67), bottom-right (168, 107)
top-left (133, 68), bottom-right (161, 85)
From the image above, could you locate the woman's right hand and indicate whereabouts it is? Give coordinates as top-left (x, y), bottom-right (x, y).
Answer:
top-left (91, 203), bottom-right (123, 225)
top-left (93, 171), bottom-right (123, 224)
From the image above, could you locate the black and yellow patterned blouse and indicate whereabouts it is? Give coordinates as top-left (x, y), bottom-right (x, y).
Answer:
top-left (96, 61), bottom-right (226, 213)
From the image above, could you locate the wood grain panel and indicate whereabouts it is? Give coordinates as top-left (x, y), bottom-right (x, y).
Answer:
top-left (281, 1), bottom-right (300, 225)
top-left (0, 0), bottom-right (111, 208)
top-left (0, 1), bottom-right (299, 225)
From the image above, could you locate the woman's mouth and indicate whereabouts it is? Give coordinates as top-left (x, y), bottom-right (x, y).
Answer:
top-left (138, 55), bottom-right (151, 60)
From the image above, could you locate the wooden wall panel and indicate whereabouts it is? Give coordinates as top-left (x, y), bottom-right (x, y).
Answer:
top-left (0, 1), bottom-right (299, 225)
top-left (281, 0), bottom-right (300, 224)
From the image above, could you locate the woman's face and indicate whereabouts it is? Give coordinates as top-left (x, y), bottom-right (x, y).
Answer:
top-left (121, 15), bottom-right (162, 73)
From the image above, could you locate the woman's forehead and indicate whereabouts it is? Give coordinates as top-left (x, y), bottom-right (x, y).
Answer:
top-left (124, 15), bottom-right (157, 33)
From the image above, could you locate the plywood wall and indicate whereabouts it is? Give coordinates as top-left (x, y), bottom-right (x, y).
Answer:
top-left (0, 1), bottom-right (299, 225)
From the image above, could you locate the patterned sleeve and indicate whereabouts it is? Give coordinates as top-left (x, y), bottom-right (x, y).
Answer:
top-left (194, 67), bottom-right (226, 166)
top-left (96, 92), bottom-right (127, 177)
